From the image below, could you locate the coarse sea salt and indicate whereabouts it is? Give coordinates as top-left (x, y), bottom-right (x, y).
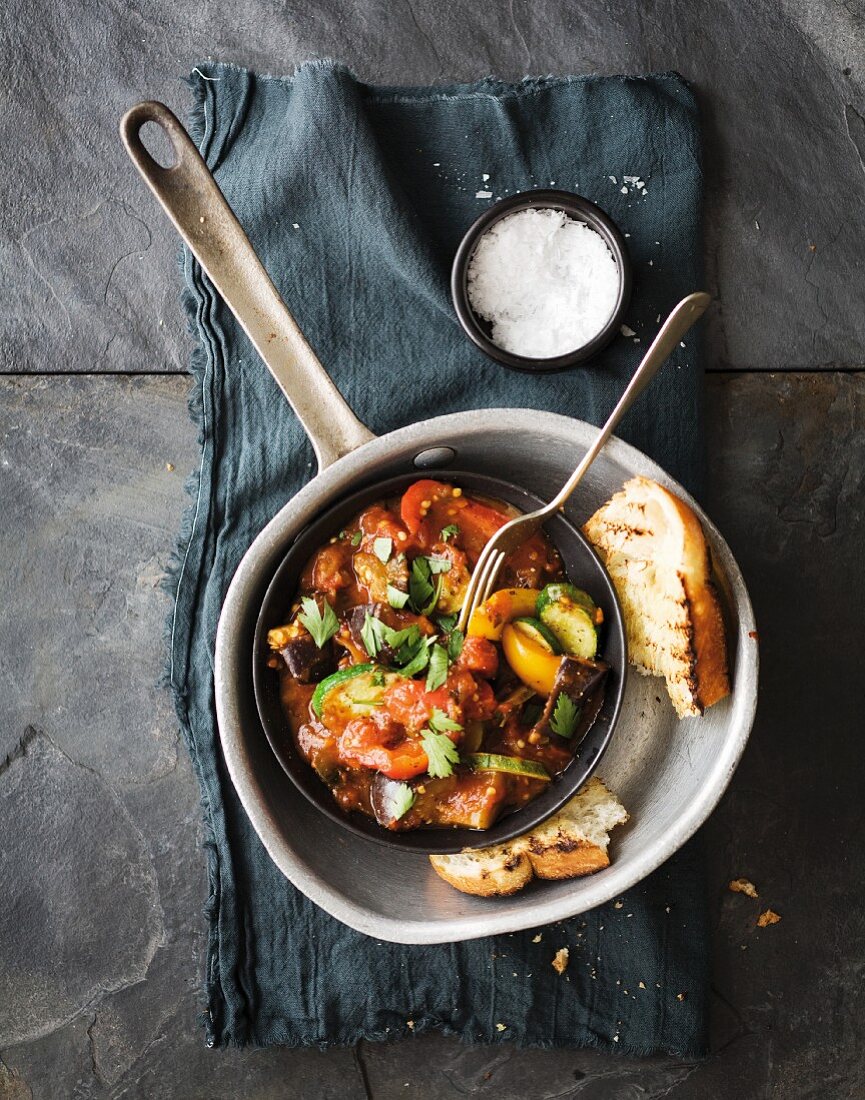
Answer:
top-left (466, 208), bottom-right (619, 358)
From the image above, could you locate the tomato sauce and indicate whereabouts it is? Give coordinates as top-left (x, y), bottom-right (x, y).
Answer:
top-left (267, 480), bottom-right (604, 832)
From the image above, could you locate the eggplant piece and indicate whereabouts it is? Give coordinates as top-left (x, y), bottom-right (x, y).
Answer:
top-left (532, 655), bottom-right (609, 741)
top-left (278, 633), bottom-right (336, 684)
top-left (370, 774), bottom-right (418, 829)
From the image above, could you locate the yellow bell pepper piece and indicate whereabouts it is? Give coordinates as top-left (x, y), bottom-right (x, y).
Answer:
top-left (501, 622), bottom-right (561, 696)
top-left (468, 588), bottom-right (540, 640)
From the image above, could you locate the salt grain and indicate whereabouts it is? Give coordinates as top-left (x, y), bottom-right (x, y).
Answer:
top-left (466, 208), bottom-right (619, 358)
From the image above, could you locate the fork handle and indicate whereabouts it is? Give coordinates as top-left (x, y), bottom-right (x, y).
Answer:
top-left (546, 291), bottom-right (711, 515)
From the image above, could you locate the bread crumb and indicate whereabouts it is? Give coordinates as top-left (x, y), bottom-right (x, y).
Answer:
top-left (532, 934), bottom-right (542, 943)
top-left (757, 909), bottom-right (782, 927)
top-left (165, 462), bottom-right (174, 472)
top-left (406, 1020), bottom-right (414, 1029)
top-left (552, 948), bottom-right (570, 975)
top-left (729, 878), bottom-right (759, 898)
top-left (676, 992), bottom-right (687, 1002)
top-left (495, 1022), bottom-right (507, 1032)
top-left (638, 981), bottom-right (646, 989)
top-left (613, 899), bottom-right (624, 909)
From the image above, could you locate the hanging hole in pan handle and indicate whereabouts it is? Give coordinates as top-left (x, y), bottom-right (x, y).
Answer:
top-left (120, 101), bottom-right (192, 180)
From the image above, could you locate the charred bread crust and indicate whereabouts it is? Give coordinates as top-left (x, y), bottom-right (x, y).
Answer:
top-left (429, 778), bottom-right (628, 897)
top-left (429, 846), bottom-right (533, 897)
top-left (526, 839), bottom-right (610, 880)
top-left (583, 477), bottom-right (730, 718)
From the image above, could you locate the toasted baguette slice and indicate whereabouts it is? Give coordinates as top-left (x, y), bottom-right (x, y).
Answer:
top-left (429, 777), bottom-right (628, 897)
top-left (583, 476), bottom-right (730, 719)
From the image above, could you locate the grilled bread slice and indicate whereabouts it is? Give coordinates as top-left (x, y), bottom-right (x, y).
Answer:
top-left (429, 777), bottom-right (628, 897)
top-left (583, 476), bottom-right (730, 719)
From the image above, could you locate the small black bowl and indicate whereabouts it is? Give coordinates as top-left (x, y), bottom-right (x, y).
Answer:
top-left (252, 470), bottom-right (626, 855)
top-left (451, 189), bottom-right (632, 373)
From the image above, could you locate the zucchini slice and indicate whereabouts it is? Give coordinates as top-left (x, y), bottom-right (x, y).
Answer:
top-left (513, 616), bottom-right (562, 655)
top-left (466, 753), bottom-right (551, 781)
top-left (311, 663), bottom-right (400, 720)
top-left (536, 586), bottom-right (598, 659)
top-left (536, 582), bottom-right (597, 617)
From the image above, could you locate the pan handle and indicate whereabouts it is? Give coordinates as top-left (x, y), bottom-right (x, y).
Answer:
top-left (120, 101), bottom-right (375, 471)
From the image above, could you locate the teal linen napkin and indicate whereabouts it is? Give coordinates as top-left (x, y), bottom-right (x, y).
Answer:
top-left (170, 60), bottom-right (708, 1054)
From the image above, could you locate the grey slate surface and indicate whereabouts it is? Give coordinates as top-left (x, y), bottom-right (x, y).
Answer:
top-left (2, 0), bottom-right (864, 1096)
top-left (3, 0), bottom-right (865, 375)
top-left (2, 374), bottom-right (863, 1098)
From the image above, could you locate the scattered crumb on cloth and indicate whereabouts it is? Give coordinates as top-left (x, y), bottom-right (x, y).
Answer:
top-left (757, 909), bottom-right (782, 927)
top-left (552, 947), bottom-right (569, 975)
top-left (729, 878), bottom-right (759, 898)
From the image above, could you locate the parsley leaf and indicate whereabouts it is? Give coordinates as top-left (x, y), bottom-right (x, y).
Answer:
top-left (350, 531), bottom-right (362, 547)
top-left (409, 557), bottom-right (444, 615)
top-left (440, 523), bottom-right (459, 542)
top-left (435, 612), bottom-right (458, 633)
top-left (421, 727), bottom-right (461, 778)
top-left (397, 637), bottom-right (435, 677)
top-left (429, 707), bottom-right (462, 734)
top-left (550, 694), bottom-right (582, 739)
top-left (426, 556), bottom-right (452, 574)
top-left (447, 627), bottom-right (464, 663)
top-left (298, 596), bottom-right (339, 649)
top-left (360, 611), bottom-right (385, 657)
top-left (371, 666), bottom-right (386, 687)
top-left (373, 536), bottom-right (392, 563)
top-left (386, 584), bottom-right (410, 609)
top-left (389, 782), bottom-right (415, 820)
top-left (383, 623), bottom-right (419, 651)
top-left (409, 557), bottom-right (434, 609)
top-left (425, 643), bottom-right (449, 692)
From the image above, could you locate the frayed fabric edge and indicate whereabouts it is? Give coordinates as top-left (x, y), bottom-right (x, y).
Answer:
top-left (157, 72), bottom-right (227, 1050)
top-left (209, 1014), bottom-right (707, 1059)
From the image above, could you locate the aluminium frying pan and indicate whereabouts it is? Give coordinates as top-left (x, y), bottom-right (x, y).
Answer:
top-left (121, 101), bottom-right (625, 854)
top-left (121, 103), bottom-right (757, 942)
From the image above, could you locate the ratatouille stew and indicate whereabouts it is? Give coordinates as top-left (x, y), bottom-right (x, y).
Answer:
top-left (265, 479), bottom-right (609, 831)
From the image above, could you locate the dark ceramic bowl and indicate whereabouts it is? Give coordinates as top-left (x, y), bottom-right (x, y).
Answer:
top-left (253, 470), bottom-right (626, 855)
top-left (451, 189), bottom-right (632, 373)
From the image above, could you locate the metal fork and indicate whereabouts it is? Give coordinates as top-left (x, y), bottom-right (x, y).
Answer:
top-left (456, 291), bottom-right (712, 633)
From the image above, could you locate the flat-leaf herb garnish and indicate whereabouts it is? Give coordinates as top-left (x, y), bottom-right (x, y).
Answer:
top-left (298, 596), bottom-right (339, 649)
top-left (425, 643), bottom-right (449, 692)
top-left (360, 611), bottom-right (386, 657)
top-left (397, 636), bottom-right (435, 677)
top-left (373, 536), bottom-right (393, 563)
top-left (409, 557), bottom-right (434, 610)
top-left (386, 584), bottom-right (410, 609)
top-left (440, 524), bottom-right (459, 542)
top-left (428, 707), bottom-right (462, 734)
top-left (421, 726), bottom-right (461, 778)
top-left (390, 782), bottom-right (415, 820)
top-left (550, 694), bottom-right (581, 739)
top-left (446, 627), bottom-right (464, 663)
top-left (362, 613), bottom-right (424, 661)
top-left (409, 556), bottom-right (445, 615)
top-left (350, 531), bottom-right (362, 547)
top-left (434, 612), bottom-right (458, 633)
